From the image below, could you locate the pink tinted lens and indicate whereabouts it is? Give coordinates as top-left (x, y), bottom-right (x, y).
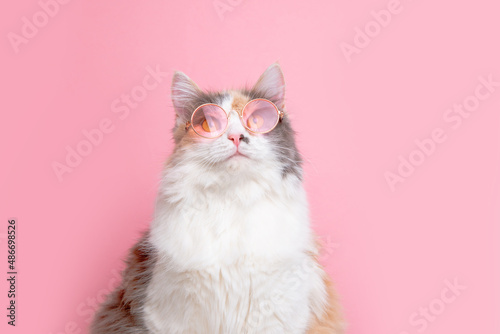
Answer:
top-left (242, 99), bottom-right (279, 133)
top-left (191, 104), bottom-right (228, 138)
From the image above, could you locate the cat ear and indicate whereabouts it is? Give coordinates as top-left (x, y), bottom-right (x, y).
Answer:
top-left (171, 71), bottom-right (202, 122)
top-left (252, 63), bottom-right (286, 109)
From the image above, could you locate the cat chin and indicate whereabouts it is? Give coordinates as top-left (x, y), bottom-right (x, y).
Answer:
top-left (224, 154), bottom-right (249, 172)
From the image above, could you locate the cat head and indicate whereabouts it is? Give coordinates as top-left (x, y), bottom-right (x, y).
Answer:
top-left (169, 63), bottom-right (302, 182)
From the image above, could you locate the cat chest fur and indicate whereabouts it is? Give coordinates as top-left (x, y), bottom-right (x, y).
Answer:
top-left (144, 170), bottom-right (324, 333)
top-left (144, 255), bottom-right (322, 333)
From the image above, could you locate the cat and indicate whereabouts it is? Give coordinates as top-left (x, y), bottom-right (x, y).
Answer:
top-left (90, 63), bottom-right (345, 334)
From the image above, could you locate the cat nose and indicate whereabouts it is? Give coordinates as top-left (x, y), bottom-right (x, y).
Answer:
top-left (228, 133), bottom-right (244, 147)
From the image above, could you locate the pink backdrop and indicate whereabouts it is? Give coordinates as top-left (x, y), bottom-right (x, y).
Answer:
top-left (1, 0), bottom-right (499, 333)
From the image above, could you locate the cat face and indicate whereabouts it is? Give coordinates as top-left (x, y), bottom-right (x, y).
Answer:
top-left (170, 63), bottom-right (302, 180)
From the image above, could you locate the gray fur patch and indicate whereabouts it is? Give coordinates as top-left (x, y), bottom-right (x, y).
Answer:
top-left (241, 135), bottom-right (250, 144)
top-left (90, 231), bottom-right (156, 334)
top-left (241, 87), bottom-right (303, 180)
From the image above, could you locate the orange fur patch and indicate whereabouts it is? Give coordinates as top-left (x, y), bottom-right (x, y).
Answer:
top-left (230, 91), bottom-right (250, 113)
top-left (306, 262), bottom-right (346, 333)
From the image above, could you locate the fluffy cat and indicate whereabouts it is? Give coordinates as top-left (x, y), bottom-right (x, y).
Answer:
top-left (91, 63), bottom-right (345, 334)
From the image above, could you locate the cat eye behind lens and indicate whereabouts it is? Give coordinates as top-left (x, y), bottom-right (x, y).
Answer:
top-left (241, 99), bottom-right (281, 134)
top-left (186, 99), bottom-right (283, 139)
top-left (190, 104), bottom-right (228, 138)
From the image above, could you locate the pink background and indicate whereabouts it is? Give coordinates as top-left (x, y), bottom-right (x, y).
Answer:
top-left (1, 0), bottom-right (499, 333)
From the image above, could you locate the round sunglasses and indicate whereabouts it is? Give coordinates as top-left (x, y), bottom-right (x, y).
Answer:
top-left (185, 98), bottom-right (284, 139)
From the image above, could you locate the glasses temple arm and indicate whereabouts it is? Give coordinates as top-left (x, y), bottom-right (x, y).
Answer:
top-left (279, 110), bottom-right (284, 121)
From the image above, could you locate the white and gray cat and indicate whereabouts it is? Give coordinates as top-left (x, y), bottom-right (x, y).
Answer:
top-left (91, 64), bottom-right (345, 334)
